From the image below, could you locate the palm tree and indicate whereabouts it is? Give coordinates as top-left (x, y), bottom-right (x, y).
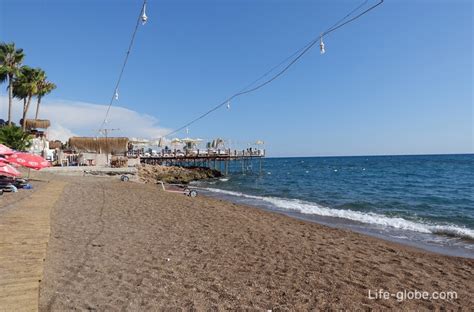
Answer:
top-left (0, 125), bottom-right (32, 151)
top-left (13, 66), bottom-right (44, 130)
top-left (0, 42), bottom-right (25, 125)
top-left (35, 77), bottom-right (56, 119)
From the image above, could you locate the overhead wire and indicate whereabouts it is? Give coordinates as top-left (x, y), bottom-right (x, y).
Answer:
top-left (163, 0), bottom-right (383, 138)
top-left (98, 0), bottom-right (148, 134)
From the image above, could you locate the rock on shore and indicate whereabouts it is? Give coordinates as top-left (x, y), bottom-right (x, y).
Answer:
top-left (138, 164), bottom-right (222, 184)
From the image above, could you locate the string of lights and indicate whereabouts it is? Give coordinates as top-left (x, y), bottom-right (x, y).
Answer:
top-left (98, 0), bottom-right (148, 135)
top-left (163, 0), bottom-right (383, 138)
top-left (216, 0), bottom-right (370, 112)
top-left (98, 0), bottom-right (383, 140)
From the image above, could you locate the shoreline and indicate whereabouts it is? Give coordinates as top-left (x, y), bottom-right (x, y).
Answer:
top-left (30, 168), bottom-right (474, 258)
top-left (35, 174), bottom-right (474, 310)
top-left (198, 187), bottom-right (474, 259)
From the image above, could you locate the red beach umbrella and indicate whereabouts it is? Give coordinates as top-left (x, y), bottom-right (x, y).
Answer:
top-left (6, 152), bottom-right (50, 170)
top-left (0, 158), bottom-right (18, 168)
top-left (0, 163), bottom-right (21, 177)
top-left (0, 144), bottom-right (13, 155)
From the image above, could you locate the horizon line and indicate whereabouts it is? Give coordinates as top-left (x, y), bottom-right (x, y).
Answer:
top-left (267, 152), bottom-right (474, 159)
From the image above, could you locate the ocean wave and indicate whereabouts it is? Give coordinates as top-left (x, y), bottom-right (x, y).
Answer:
top-left (203, 188), bottom-right (474, 240)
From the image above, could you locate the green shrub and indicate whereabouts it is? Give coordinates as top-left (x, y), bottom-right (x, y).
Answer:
top-left (0, 125), bottom-right (32, 151)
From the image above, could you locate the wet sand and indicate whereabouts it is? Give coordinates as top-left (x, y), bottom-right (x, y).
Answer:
top-left (37, 176), bottom-right (473, 310)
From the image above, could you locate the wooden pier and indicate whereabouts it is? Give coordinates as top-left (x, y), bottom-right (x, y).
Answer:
top-left (138, 149), bottom-right (265, 175)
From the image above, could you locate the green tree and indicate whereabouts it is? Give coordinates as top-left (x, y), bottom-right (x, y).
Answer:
top-left (35, 77), bottom-right (56, 119)
top-left (0, 42), bottom-right (25, 125)
top-left (13, 66), bottom-right (45, 130)
top-left (0, 125), bottom-right (32, 151)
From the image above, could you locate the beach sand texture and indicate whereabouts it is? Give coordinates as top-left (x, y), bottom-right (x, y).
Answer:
top-left (0, 180), bottom-right (66, 312)
top-left (34, 176), bottom-right (473, 310)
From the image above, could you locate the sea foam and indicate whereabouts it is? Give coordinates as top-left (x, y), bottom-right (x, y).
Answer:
top-left (203, 188), bottom-right (474, 240)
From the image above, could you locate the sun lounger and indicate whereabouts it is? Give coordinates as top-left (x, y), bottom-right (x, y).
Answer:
top-left (0, 176), bottom-right (29, 190)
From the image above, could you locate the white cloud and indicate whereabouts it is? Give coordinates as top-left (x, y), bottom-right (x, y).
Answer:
top-left (47, 123), bottom-right (76, 142)
top-left (0, 95), bottom-right (170, 142)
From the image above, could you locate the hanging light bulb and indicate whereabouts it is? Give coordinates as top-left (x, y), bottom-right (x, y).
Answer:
top-left (185, 127), bottom-right (189, 134)
top-left (114, 89), bottom-right (119, 100)
top-left (141, 3), bottom-right (148, 25)
top-left (226, 100), bottom-right (231, 109)
top-left (320, 34), bottom-right (325, 54)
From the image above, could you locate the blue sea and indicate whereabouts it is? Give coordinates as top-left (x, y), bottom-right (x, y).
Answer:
top-left (194, 154), bottom-right (474, 258)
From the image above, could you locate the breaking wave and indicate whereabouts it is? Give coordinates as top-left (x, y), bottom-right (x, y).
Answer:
top-left (203, 188), bottom-right (474, 240)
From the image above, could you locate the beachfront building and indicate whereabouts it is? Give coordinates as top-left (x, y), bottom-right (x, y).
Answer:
top-left (23, 119), bottom-right (57, 161)
top-left (63, 137), bottom-right (130, 167)
top-left (129, 137), bottom-right (264, 158)
top-left (134, 137), bottom-right (266, 175)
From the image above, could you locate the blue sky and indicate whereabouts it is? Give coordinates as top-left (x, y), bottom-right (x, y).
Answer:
top-left (0, 0), bottom-right (472, 156)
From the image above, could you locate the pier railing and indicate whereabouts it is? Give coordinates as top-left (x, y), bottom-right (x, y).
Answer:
top-left (129, 148), bottom-right (265, 159)
top-left (135, 148), bottom-right (265, 175)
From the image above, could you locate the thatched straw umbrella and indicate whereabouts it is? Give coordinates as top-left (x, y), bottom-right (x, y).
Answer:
top-left (48, 140), bottom-right (62, 150)
top-left (24, 119), bottom-right (51, 129)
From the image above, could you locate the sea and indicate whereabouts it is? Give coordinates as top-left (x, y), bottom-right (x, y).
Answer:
top-left (192, 154), bottom-right (474, 258)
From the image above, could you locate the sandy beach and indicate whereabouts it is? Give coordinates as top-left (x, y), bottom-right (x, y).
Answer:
top-left (21, 174), bottom-right (471, 310)
top-left (0, 179), bottom-right (47, 212)
top-left (2, 0), bottom-right (472, 310)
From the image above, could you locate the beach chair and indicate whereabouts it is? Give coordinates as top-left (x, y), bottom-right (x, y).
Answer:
top-left (157, 181), bottom-right (198, 197)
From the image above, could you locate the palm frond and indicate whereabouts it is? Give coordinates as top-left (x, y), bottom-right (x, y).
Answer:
top-left (12, 66), bottom-right (44, 99)
top-left (0, 125), bottom-right (32, 151)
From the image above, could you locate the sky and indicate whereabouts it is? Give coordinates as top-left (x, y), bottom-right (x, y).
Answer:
top-left (0, 0), bottom-right (472, 157)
